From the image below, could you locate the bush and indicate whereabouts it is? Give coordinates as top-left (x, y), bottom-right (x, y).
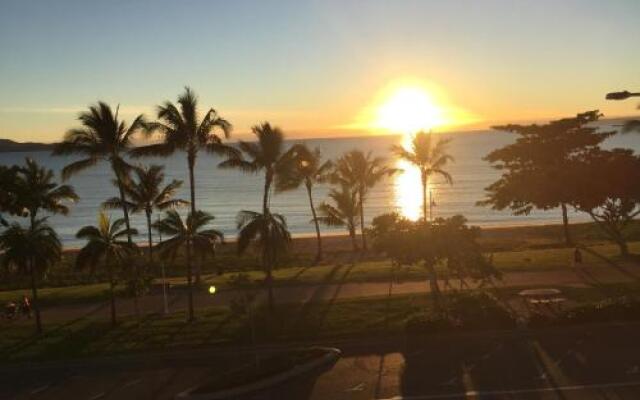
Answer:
top-left (405, 291), bottom-right (516, 335)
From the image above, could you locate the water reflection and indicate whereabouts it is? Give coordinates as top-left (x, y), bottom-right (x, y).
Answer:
top-left (393, 134), bottom-right (434, 221)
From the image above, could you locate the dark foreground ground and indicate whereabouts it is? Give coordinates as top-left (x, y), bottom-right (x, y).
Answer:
top-left (3, 322), bottom-right (640, 400)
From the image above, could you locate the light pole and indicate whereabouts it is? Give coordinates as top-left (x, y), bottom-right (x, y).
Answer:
top-left (605, 91), bottom-right (640, 100)
top-left (157, 214), bottom-right (169, 314)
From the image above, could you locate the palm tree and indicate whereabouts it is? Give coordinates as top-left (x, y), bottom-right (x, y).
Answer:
top-left (0, 218), bottom-right (61, 334)
top-left (132, 87), bottom-right (233, 284)
top-left (0, 165), bottom-right (21, 226)
top-left (236, 210), bottom-right (291, 311)
top-left (75, 212), bottom-right (138, 327)
top-left (16, 157), bottom-right (78, 229)
top-left (392, 131), bottom-right (453, 222)
top-left (275, 144), bottom-right (332, 263)
top-left (53, 102), bottom-right (146, 242)
top-left (219, 122), bottom-right (287, 214)
top-left (332, 150), bottom-right (395, 250)
top-left (316, 185), bottom-right (361, 251)
top-left (103, 165), bottom-right (188, 266)
top-left (154, 209), bottom-right (223, 321)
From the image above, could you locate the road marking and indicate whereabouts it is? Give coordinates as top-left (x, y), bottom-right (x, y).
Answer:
top-left (30, 384), bottom-right (50, 394)
top-left (88, 392), bottom-right (105, 400)
top-left (123, 379), bottom-right (142, 388)
top-left (376, 379), bottom-right (640, 399)
top-left (346, 382), bottom-right (366, 392)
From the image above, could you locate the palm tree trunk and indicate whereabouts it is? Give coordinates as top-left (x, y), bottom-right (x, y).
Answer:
top-left (186, 237), bottom-right (195, 321)
top-left (306, 184), bottom-right (322, 264)
top-left (421, 172), bottom-right (428, 223)
top-left (561, 202), bottom-right (572, 245)
top-left (187, 152), bottom-right (202, 286)
top-left (425, 262), bottom-right (441, 312)
top-left (358, 189), bottom-right (367, 250)
top-left (114, 167), bottom-right (138, 316)
top-left (263, 170), bottom-right (273, 214)
top-left (29, 258), bottom-right (42, 334)
top-left (349, 225), bottom-right (359, 251)
top-left (145, 210), bottom-right (153, 266)
top-left (114, 168), bottom-right (133, 244)
top-left (265, 247), bottom-right (275, 312)
top-left (107, 259), bottom-right (117, 327)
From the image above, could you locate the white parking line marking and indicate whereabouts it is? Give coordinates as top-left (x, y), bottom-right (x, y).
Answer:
top-left (88, 392), bottom-right (105, 400)
top-left (123, 379), bottom-right (142, 388)
top-left (30, 384), bottom-right (50, 394)
top-left (376, 379), bottom-right (640, 399)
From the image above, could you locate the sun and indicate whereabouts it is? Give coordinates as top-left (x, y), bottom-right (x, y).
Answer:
top-left (374, 86), bottom-right (445, 134)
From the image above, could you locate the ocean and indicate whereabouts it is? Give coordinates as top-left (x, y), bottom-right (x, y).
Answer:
top-left (1, 130), bottom-right (638, 247)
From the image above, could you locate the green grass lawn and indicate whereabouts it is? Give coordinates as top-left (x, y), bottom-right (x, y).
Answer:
top-left (1, 240), bottom-right (638, 308)
top-left (2, 281), bottom-right (640, 364)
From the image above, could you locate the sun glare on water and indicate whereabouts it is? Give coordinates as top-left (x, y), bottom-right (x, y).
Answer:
top-left (374, 86), bottom-right (445, 220)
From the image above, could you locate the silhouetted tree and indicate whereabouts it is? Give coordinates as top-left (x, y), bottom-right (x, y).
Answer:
top-left (219, 122), bottom-right (287, 215)
top-left (0, 218), bottom-right (61, 334)
top-left (15, 158), bottom-right (78, 229)
top-left (0, 165), bottom-right (23, 225)
top-left (392, 132), bottom-right (453, 222)
top-left (76, 212), bottom-right (138, 327)
top-left (276, 144), bottom-right (332, 263)
top-left (155, 210), bottom-right (223, 321)
top-left (103, 165), bottom-right (188, 266)
top-left (371, 214), bottom-right (498, 311)
top-left (332, 150), bottom-right (395, 250)
top-left (316, 184), bottom-right (361, 251)
top-left (479, 111), bottom-right (614, 245)
top-left (132, 87), bottom-right (234, 284)
top-left (236, 210), bottom-right (291, 311)
top-left (53, 102), bottom-right (145, 243)
top-left (571, 148), bottom-right (640, 256)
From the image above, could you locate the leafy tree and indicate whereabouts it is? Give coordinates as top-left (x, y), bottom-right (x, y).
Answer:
top-left (571, 148), bottom-right (640, 256)
top-left (236, 210), bottom-right (291, 311)
top-left (371, 214), bottom-right (497, 311)
top-left (219, 122), bottom-right (288, 214)
top-left (316, 184), bottom-right (361, 251)
top-left (76, 212), bottom-right (138, 326)
top-left (331, 150), bottom-right (395, 250)
top-left (53, 102), bottom-right (145, 243)
top-left (392, 132), bottom-right (453, 222)
top-left (15, 157), bottom-right (78, 228)
top-left (275, 144), bottom-right (332, 263)
top-left (0, 218), bottom-right (61, 333)
top-left (155, 209), bottom-right (223, 321)
top-left (103, 165), bottom-right (188, 266)
top-left (132, 87), bottom-right (233, 283)
top-left (479, 111), bottom-right (614, 245)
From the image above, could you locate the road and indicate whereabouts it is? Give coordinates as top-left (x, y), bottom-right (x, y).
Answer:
top-left (3, 322), bottom-right (640, 399)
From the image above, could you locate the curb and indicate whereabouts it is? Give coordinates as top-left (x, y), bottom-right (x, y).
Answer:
top-left (175, 347), bottom-right (341, 400)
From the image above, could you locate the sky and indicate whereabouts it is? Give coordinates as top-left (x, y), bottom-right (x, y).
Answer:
top-left (1, 0), bottom-right (639, 142)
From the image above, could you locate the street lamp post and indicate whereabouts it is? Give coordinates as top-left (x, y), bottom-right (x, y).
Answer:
top-left (157, 214), bottom-right (169, 314)
top-left (605, 91), bottom-right (640, 100)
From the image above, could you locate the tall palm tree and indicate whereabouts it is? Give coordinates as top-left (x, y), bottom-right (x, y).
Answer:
top-left (76, 212), bottom-right (138, 327)
top-left (236, 210), bottom-right (291, 311)
top-left (132, 87), bottom-right (233, 284)
top-left (0, 218), bottom-right (61, 334)
top-left (132, 87), bottom-right (233, 214)
top-left (219, 122), bottom-right (287, 214)
top-left (103, 165), bottom-right (188, 266)
top-left (53, 102), bottom-right (146, 242)
top-left (392, 131), bottom-right (453, 222)
top-left (316, 185), bottom-right (361, 251)
top-left (16, 157), bottom-right (78, 229)
top-left (332, 150), bottom-right (395, 250)
top-left (154, 209), bottom-right (223, 321)
top-left (275, 144), bottom-right (332, 263)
